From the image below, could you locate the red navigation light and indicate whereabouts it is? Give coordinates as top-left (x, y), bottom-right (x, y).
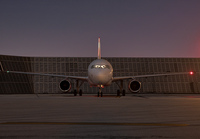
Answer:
top-left (189, 71), bottom-right (194, 75)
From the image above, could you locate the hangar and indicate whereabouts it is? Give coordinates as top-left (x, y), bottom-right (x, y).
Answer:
top-left (0, 54), bottom-right (199, 94)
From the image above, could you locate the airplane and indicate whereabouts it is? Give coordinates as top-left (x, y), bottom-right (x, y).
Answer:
top-left (2, 38), bottom-right (194, 97)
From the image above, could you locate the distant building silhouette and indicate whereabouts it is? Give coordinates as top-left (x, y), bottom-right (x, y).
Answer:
top-left (0, 55), bottom-right (199, 94)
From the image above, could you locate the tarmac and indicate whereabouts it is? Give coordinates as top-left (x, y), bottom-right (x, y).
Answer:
top-left (1, 94), bottom-right (200, 139)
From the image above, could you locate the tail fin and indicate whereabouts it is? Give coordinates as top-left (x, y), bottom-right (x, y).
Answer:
top-left (98, 37), bottom-right (101, 59)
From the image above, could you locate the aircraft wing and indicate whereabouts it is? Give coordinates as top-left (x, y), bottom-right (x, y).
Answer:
top-left (4, 70), bottom-right (88, 81)
top-left (113, 72), bottom-right (194, 82)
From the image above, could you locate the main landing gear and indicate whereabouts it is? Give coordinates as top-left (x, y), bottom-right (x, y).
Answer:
top-left (73, 89), bottom-right (82, 96)
top-left (117, 89), bottom-right (126, 96)
top-left (73, 80), bottom-right (84, 96)
top-left (116, 80), bottom-right (126, 96)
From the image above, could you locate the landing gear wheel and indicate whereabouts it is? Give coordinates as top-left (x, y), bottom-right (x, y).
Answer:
top-left (79, 89), bottom-right (82, 96)
top-left (122, 90), bottom-right (125, 96)
top-left (74, 90), bottom-right (77, 96)
top-left (117, 90), bottom-right (120, 96)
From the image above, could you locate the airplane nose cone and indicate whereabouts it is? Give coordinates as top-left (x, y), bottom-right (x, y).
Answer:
top-left (96, 73), bottom-right (106, 84)
top-left (94, 71), bottom-right (111, 85)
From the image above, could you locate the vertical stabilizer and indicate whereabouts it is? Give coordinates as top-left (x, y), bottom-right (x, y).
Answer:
top-left (98, 37), bottom-right (101, 59)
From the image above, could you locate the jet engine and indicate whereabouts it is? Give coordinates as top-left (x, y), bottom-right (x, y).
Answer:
top-left (59, 80), bottom-right (71, 92)
top-left (129, 80), bottom-right (141, 93)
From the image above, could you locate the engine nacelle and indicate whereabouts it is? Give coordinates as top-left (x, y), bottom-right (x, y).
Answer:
top-left (59, 80), bottom-right (71, 92)
top-left (129, 80), bottom-right (141, 93)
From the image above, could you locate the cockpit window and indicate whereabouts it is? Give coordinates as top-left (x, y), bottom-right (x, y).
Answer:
top-left (91, 65), bottom-right (110, 69)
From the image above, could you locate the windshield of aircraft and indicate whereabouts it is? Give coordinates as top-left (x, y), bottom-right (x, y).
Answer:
top-left (91, 65), bottom-right (110, 69)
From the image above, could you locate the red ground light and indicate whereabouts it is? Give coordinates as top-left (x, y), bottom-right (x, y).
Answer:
top-left (189, 71), bottom-right (194, 75)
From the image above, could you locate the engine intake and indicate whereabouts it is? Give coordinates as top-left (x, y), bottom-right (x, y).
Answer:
top-left (59, 80), bottom-right (71, 92)
top-left (129, 80), bottom-right (141, 93)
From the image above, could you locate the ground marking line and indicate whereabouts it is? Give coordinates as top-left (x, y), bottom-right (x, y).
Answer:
top-left (0, 122), bottom-right (189, 127)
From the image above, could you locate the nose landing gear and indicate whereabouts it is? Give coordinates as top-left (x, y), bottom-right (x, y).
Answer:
top-left (97, 85), bottom-right (103, 97)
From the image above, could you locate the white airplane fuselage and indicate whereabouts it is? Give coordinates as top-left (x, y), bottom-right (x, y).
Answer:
top-left (88, 59), bottom-right (113, 87)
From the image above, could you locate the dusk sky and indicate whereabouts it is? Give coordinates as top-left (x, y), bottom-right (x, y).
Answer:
top-left (1, 0), bottom-right (200, 57)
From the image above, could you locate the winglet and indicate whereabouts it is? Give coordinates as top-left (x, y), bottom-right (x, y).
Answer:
top-left (98, 37), bottom-right (101, 59)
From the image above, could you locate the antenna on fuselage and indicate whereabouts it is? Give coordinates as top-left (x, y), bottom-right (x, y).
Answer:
top-left (98, 37), bottom-right (101, 59)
